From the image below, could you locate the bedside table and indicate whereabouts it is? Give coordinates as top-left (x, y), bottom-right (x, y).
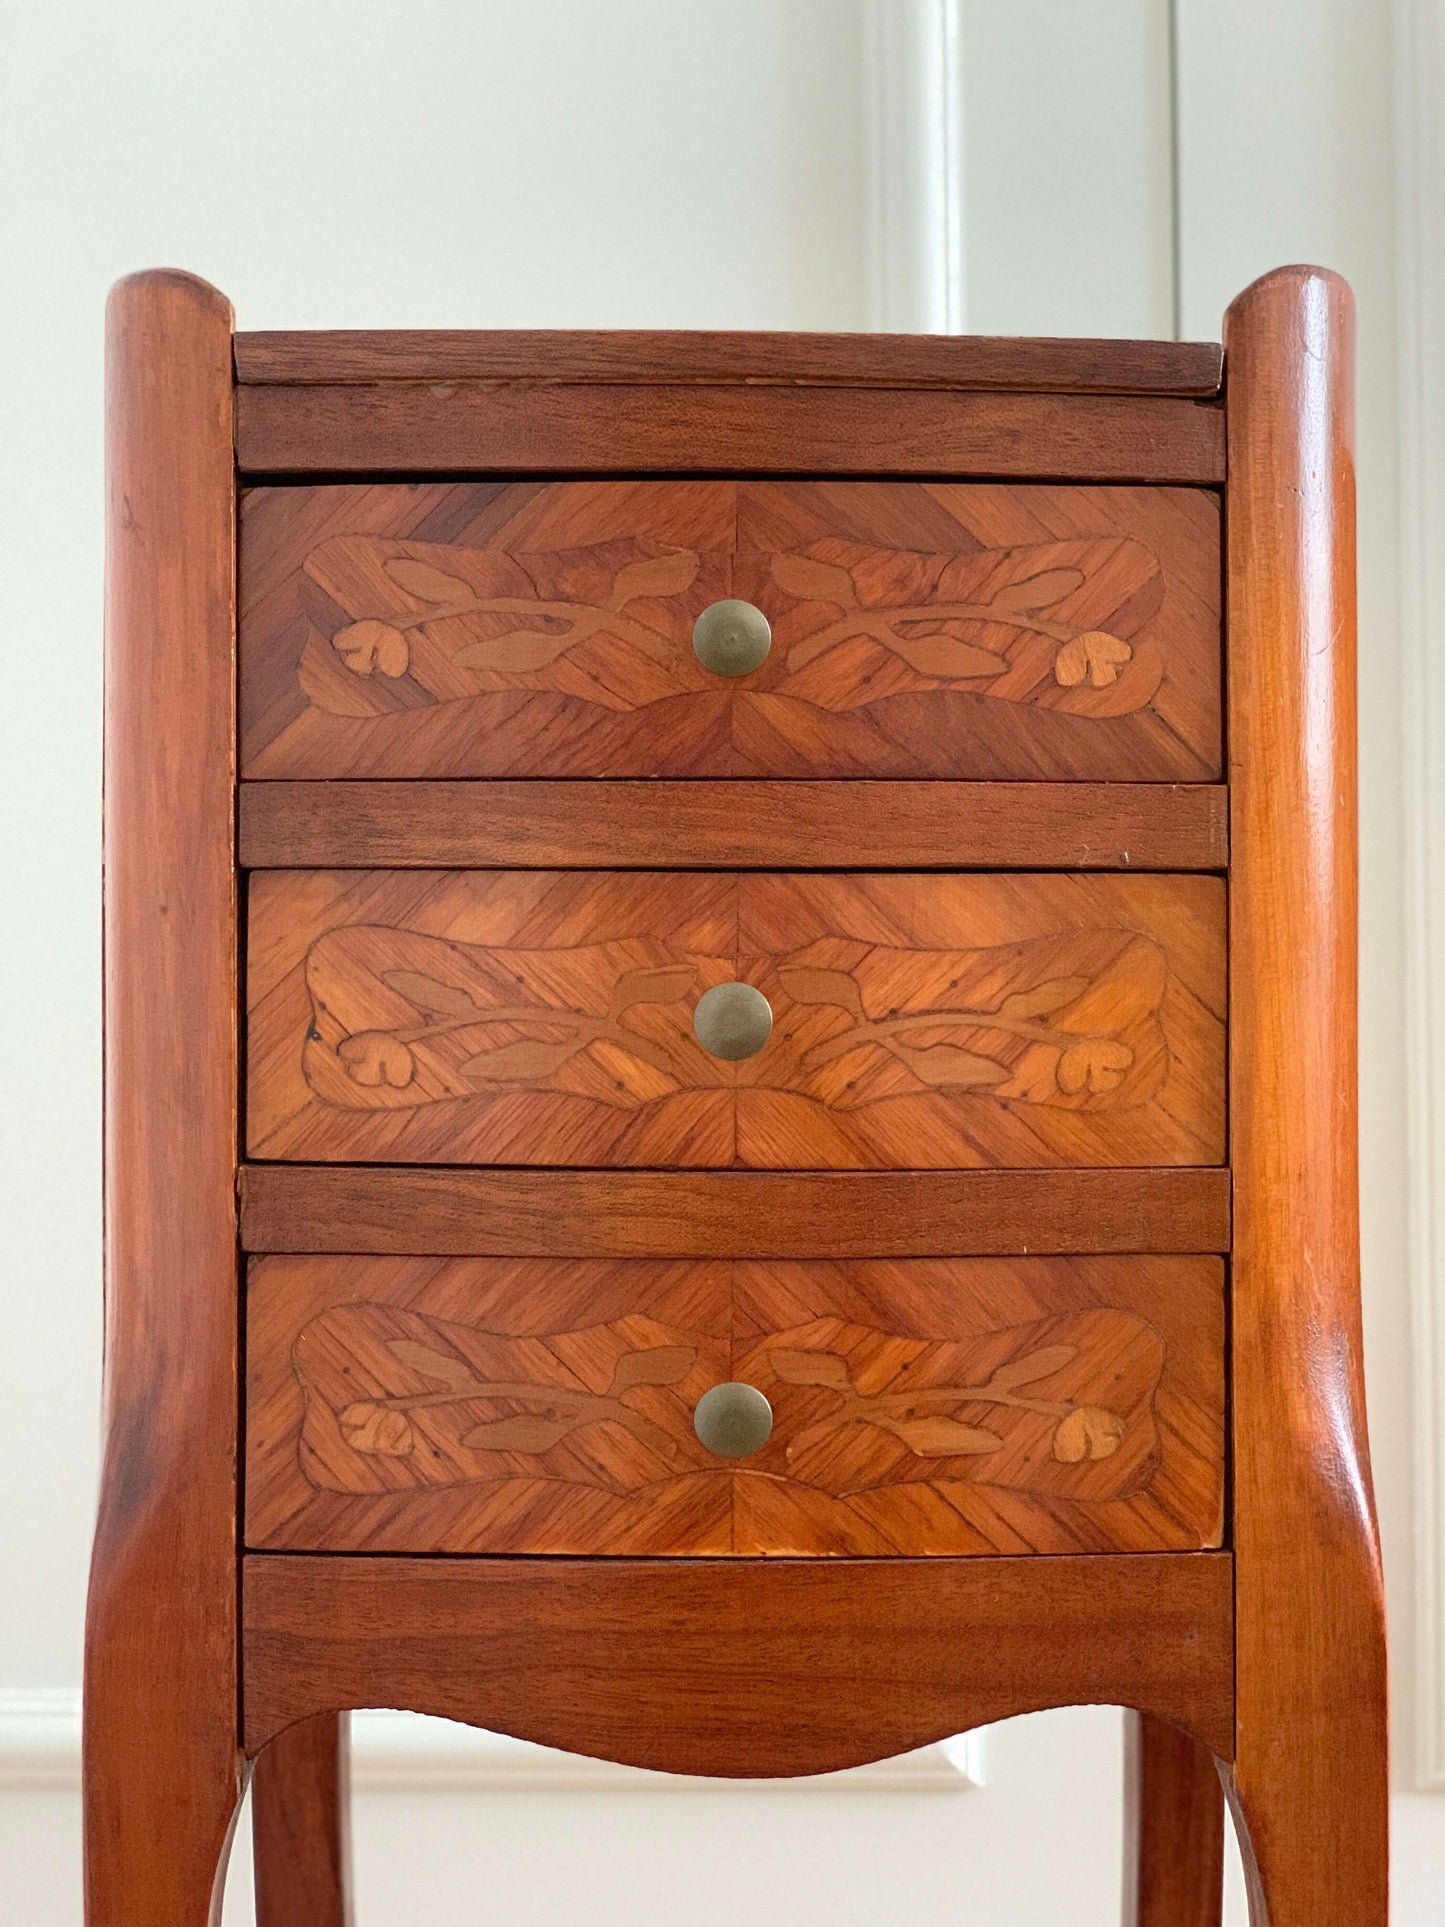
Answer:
top-left (85, 269), bottom-right (1386, 1926)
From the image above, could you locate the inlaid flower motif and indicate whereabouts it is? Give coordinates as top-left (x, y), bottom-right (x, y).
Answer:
top-left (337, 1030), bottom-right (416, 1088)
top-left (338, 1400), bottom-right (415, 1454)
top-left (331, 619), bottom-right (410, 677)
top-left (1051, 1405), bottom-right (1127, 1463)
top-left (1053, 629), bottom-right (1133, 688)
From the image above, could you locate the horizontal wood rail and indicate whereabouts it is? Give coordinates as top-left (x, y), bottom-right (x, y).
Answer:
top-left (241, 1551), bottom-right (1235, 1774)
top-left (238, 1165), bottom-right (1231, 1258)
top-left (235, 384), bottom-right (1225, 483)
top-left (233, 328), bottom-right (1223, 395)
top-left (239, 780), bottom-right (1229, 873)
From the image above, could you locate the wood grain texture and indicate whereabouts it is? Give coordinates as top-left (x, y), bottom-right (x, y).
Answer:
top-left (237, 383), bottom-right (1224, 483)
top-left (84, 271), bottom-right (242, 1925)
top-left (242, 1551), bottom-right (1236, 1775)
top-left (1123, 1713), bottom-right (1224, 1927)
top-left (245, 1254), bottom-right (1224, 1558)
top-left (239, 780), bottom-right (1228, 873)
top-left (239, 1165), bottom-right (1232, 1258)
top-left (1223, 268), bottom-right (1387, 1922)
top-left (245, 869), bottom-right (1226, 1169)
top-left (239, 479), bottom-right (1221, 781)
top-left (252, 1715), bottom-right (352, 1927)
top-left (234, 328), bottom-right (1223, 394)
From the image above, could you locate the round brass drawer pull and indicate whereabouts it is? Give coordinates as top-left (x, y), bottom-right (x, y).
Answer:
top-left (692, 599), bottom-right (772, 677)
top-left (693, 981), bottom-right (773, 1061)
top-left (693, 1382), bottom-right (774, 1459)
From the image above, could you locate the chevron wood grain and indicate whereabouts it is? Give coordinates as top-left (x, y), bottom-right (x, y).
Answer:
top-left (238, 480), bottom-right (1221, 780)
top-left (244, 869), bottom-right (1227, 1168)
top-left (245, 1254), bottom-right (1224, 1557)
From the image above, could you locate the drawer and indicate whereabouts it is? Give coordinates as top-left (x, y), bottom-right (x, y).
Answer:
top-left (239, 480), bottom-right (1221, 781)
top-left (246, 870), bottom-right (1226, 1168)
top-left (245, 1254), bottom-right (1225, 1557)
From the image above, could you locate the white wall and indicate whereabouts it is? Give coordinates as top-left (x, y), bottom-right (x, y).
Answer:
top-left (2, 1), bottom-right (1441, 1920)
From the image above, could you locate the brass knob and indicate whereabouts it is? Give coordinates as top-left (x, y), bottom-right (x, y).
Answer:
top-left (692, 599), bottom-right (771, 677)
top-left (693, 1382), bottom-right (773, 1458)
top-left (693, 981), bottom-right (773, 1061)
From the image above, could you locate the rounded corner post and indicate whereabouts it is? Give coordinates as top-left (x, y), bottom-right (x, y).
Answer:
top-left (86, 269), bottom-right (242, 1922)
top-left (1222, 266), bottom-right (1388, 1922)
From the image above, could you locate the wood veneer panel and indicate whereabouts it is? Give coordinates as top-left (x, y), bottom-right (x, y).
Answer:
top-left (85, 271), bottom-right (243, 1922)
top-left (245, 1254), bottom-right (1224, 1559)
top-left (235, 328), bottom-right (1223, 394)
top-left (239, 1166), bottom-right (1232, 1257)
top-left (242, 1551), bottom-right (1236, 1774)
top-left (239, 479), bottom-right (1222, 781)
top-left (1222, 269), bottom-right (1388, 1917)
top-left (240, 780), bottom-right (1228, 872)
top-left (245, 870), bottom-right (1226, 1169)
top-left (236, 385), bottom-right (1224, 484)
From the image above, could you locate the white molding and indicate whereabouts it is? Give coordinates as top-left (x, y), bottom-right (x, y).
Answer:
top-left (0, 1690), bottom-right (81, 1791)
top-left (862, 0), bottom-right (965, 332)
top-left (1396, 0), bottom-right (1445, 1794)
top-left (0, 1691), bottom-right (982, 1794)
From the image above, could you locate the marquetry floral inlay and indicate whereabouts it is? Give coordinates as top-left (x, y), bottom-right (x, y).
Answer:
top-left (292, 1304), bottom-right (1164, 1503)
top-left (770, 551), bottom-right (1138, 691)
top-left (295, 528), bottom-right (1165, 723)
top-left (300, 925), bottom-right (1170, 1115)
top-left (770, 1341), bottom-right (1124, 1464)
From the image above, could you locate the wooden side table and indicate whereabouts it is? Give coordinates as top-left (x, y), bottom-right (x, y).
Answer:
top-left (84, 267), bottom-right (1387, 1924)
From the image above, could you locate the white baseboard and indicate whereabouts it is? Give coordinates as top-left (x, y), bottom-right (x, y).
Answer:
top-left (0, 1690), bottom-right (982, 1794)
top-left (0, 1691), bottom-right (80, 1791)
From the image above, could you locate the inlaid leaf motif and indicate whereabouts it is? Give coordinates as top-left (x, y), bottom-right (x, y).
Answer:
top-left (608, 964), bottom-right (697, 1017)
top-left (987, 1345), bottom-right (1079, 1390)
top-left (879, 1416), bottom-right (1003, 1456)
top-left (770, 553), bottom-right (859, 605)
top-left (777, 965), bottom-right (866, 1019)
top-left (388, 1339), bottom-right (479, 1392)
top-left (458, 1038), bottom-right (587, 1082)
top-left (607, 1346), bottom-right (696, 1395)
top-left (986, 567), bottom-right (1086, 613)
top-left (461, 1414), bottom-right (578, 1453)
top-left (381, 970), bottom-right (482, 1019)
top-left (867, 631), bottom-right (1011, 680)
top-left (384, 557), bottom-right (473, 603)
top-left (892, 1044), bottom-right (1009, 1087)
top-left (607, 550), bottom-right (700, 607)
top-left (451, 629), bottom-right (583, 673)
top-left (767, 1349), bottom-right (856, 1391)
top-left (1052, 1405), bottom-right (1126, 1463)
top-left (599, 1031), bottom-right (676, 1074)
top-left (996, 978), bottom-right (1089, 1019)
top-left (338, 1401), bottom-right (416, 1455)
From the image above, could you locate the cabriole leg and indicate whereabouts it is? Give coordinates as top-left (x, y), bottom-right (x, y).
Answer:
top-left (253, 1712), bottom-right (354, 1927)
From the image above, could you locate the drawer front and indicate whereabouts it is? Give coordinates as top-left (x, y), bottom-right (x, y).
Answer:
top-left (246, 870), bottom-right (1226, 1168)
top-left (245, 1254), bottom-right (1225, 1557)
top-left (240, 480), bottom-right (1221, 780)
